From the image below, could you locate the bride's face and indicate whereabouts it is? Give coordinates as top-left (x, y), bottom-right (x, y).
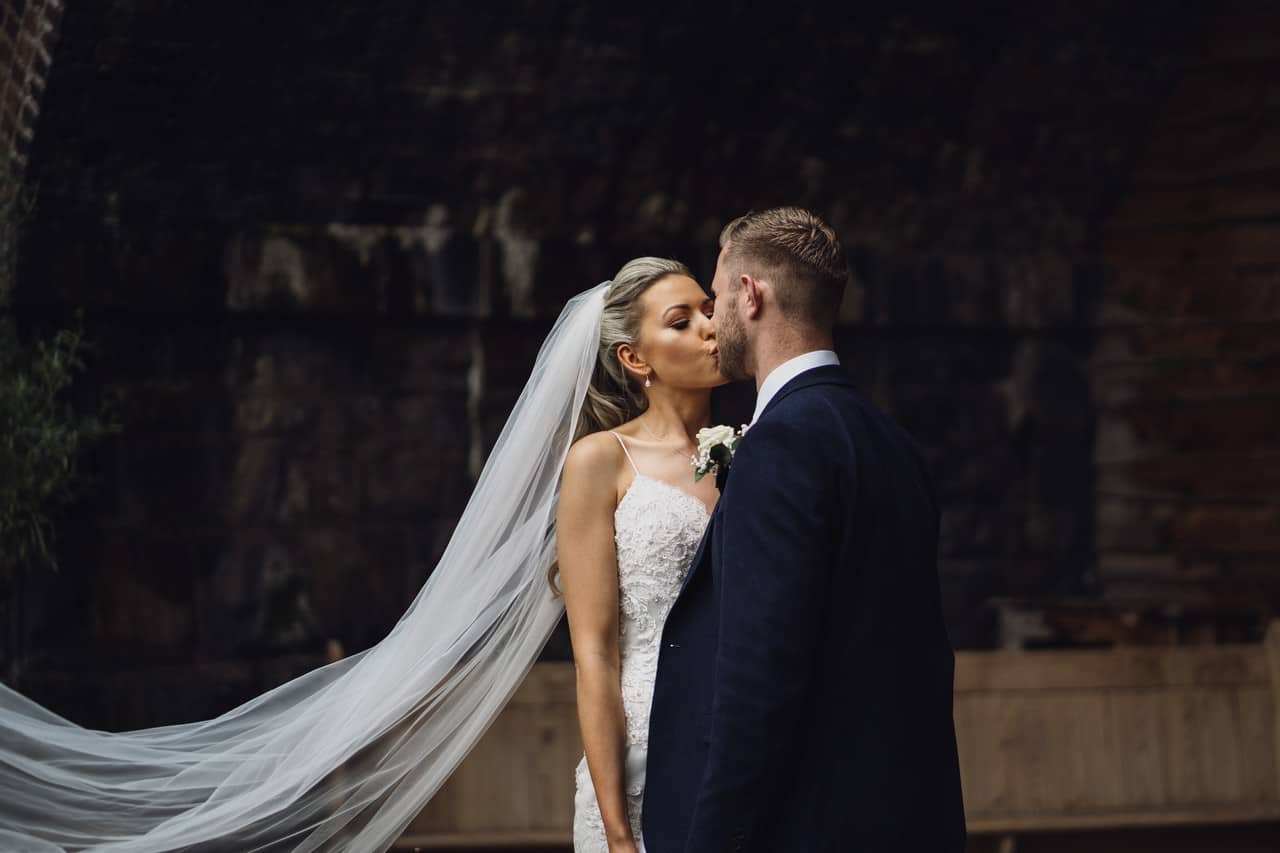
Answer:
top-left (627, 274), bottom-right (726, 390)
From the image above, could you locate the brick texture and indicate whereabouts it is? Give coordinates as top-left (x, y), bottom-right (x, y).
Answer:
top-left (1098, 4), bottom-right (1280, 626)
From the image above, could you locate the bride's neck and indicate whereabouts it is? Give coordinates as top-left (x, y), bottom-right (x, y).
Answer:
top-left (639, 390), bottom-right (711, 443)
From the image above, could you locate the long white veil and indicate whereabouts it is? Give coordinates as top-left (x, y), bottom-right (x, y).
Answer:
top-left (0, 282), bottom-right (611, 852)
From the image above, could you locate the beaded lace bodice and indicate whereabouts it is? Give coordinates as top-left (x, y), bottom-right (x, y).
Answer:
top-left (613, 474), bottom-right (708, 744)
top-left (572, 432), bottom-right (709, 850)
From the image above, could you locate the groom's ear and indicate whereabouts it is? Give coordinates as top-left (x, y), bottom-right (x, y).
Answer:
top-left (741, 274), bottom-right (764, 319)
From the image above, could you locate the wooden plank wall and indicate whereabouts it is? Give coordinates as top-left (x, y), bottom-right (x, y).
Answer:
top-left (402, 664), bottom-right (581, 847)
top-left (958, 627), bottom-right (1280, 832)
top-left (399, 624), bottom-right (1280, 848)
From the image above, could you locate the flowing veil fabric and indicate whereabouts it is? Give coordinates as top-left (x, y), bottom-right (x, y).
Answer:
top-left (0, 282), bottom-right (611, 852)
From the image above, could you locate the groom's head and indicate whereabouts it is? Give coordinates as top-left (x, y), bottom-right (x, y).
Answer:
top-left (710, 206), bottom-right (848, 381)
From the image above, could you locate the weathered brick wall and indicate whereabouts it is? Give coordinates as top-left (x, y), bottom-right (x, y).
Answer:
top-left (13, 2), bottom-right (1218, 727)
top-left (0, 0), bottom-right (60, 171)
top-left (1097, 5), bottom-right (1280, 631)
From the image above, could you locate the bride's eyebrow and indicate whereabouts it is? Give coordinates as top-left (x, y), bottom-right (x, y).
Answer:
top-left (661, 305), bottom-right (692, 320)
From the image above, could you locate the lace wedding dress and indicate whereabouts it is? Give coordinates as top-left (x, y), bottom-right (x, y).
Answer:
top-left (572, 432), bottom-right (710, 851)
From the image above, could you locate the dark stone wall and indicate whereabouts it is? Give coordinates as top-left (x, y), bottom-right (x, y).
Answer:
top-left (13, 1), bottom-right (1221, 728)
top-left (1097, 6), bottom-right (1280, 626)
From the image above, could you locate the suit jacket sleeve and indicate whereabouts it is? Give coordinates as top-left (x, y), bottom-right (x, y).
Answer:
top-left (683, 415), bottom-right (843, 852)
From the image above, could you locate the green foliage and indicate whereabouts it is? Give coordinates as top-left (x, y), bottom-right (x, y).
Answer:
top-left (0, 163), bottom-right (114, 585)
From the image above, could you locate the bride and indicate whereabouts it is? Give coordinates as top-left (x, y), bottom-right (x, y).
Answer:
top-left (556, 258), bottom-right (722, 852)
top-left (0, 257), bottom-right (721, 852)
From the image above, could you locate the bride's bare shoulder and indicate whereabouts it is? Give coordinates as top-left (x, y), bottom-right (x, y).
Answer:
top-left (562, 430), bottom-right (626, 491)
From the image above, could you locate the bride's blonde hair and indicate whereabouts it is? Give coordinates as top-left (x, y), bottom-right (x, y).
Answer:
top-left (572, 256), bottom-right (692, 442)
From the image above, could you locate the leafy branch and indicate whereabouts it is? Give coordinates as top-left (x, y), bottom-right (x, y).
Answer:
top-left (0, 161), bottom-right (115, 588)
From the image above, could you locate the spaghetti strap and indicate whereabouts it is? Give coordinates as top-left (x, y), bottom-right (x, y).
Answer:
top-left (609, 431), bottom-right (641, 476)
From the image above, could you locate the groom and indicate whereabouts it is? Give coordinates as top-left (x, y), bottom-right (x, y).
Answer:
top-left (643, 208), bottom-right (966, 852)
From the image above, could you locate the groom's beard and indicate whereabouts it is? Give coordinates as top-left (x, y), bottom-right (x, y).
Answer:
top-left (715, 306), bottom-right (751, 382)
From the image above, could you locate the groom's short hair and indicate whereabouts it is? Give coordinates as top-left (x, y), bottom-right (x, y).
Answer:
top-left (719, 206), bottom-right (848, 325)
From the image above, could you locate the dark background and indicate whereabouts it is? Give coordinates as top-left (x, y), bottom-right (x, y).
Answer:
top-left (4, 0), bottom-right (1278, 733)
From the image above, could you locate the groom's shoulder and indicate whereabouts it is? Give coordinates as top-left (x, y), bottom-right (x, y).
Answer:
top-left (767, 368), bottom-right (861, 422)
top-left (745, 393), bottom-right (847, 459)
top-left (763, 371), bottom-right (907, 450)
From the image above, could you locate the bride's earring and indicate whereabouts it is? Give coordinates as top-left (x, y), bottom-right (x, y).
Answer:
top-left (644, 374), bottom-right (652, 388)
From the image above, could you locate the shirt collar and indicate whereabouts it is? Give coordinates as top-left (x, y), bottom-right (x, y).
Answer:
top-left (750, 350), bottom-right (841, 424)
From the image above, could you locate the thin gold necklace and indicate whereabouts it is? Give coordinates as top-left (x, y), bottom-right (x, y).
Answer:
top-left (638, 417), bottom-right (668, 441)
top-left (638, 417), bottom-right (695, 458)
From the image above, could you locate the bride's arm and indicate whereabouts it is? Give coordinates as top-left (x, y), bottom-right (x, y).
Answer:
top-left (557, 435), bottom-right (636, 850)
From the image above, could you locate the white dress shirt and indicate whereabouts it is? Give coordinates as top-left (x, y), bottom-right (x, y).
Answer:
top-left (750, 350), bottom-right (841, 424)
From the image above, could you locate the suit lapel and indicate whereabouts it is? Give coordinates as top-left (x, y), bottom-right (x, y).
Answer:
top-left (756, 364), bottom-right (854, 422)
top-left (673, 365), bottom-right (854, 599)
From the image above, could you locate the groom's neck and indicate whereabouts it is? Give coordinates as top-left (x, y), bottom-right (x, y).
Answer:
top-left (752, 328), bottom-right (835, 391)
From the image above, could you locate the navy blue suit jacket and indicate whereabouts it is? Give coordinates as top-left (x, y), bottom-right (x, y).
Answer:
top-left (642, 365), bottom-right (966, 852)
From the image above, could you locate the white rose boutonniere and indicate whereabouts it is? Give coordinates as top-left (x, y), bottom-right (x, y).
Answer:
top-left (692, 423), bottom-right (749, 488)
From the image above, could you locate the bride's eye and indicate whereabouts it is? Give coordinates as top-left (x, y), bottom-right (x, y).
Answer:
top-left (672, 320), bottom-right (689, 330)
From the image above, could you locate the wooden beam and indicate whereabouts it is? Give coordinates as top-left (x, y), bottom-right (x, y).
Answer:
top-left (967, 801), bottom-right (1280, 834)
top-left (1266, 619), bottom-right (1280, 798)
top-left (954, 645), bottom-right (1269, 692)
top-left (395, 830), bottom-right (571, 849)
